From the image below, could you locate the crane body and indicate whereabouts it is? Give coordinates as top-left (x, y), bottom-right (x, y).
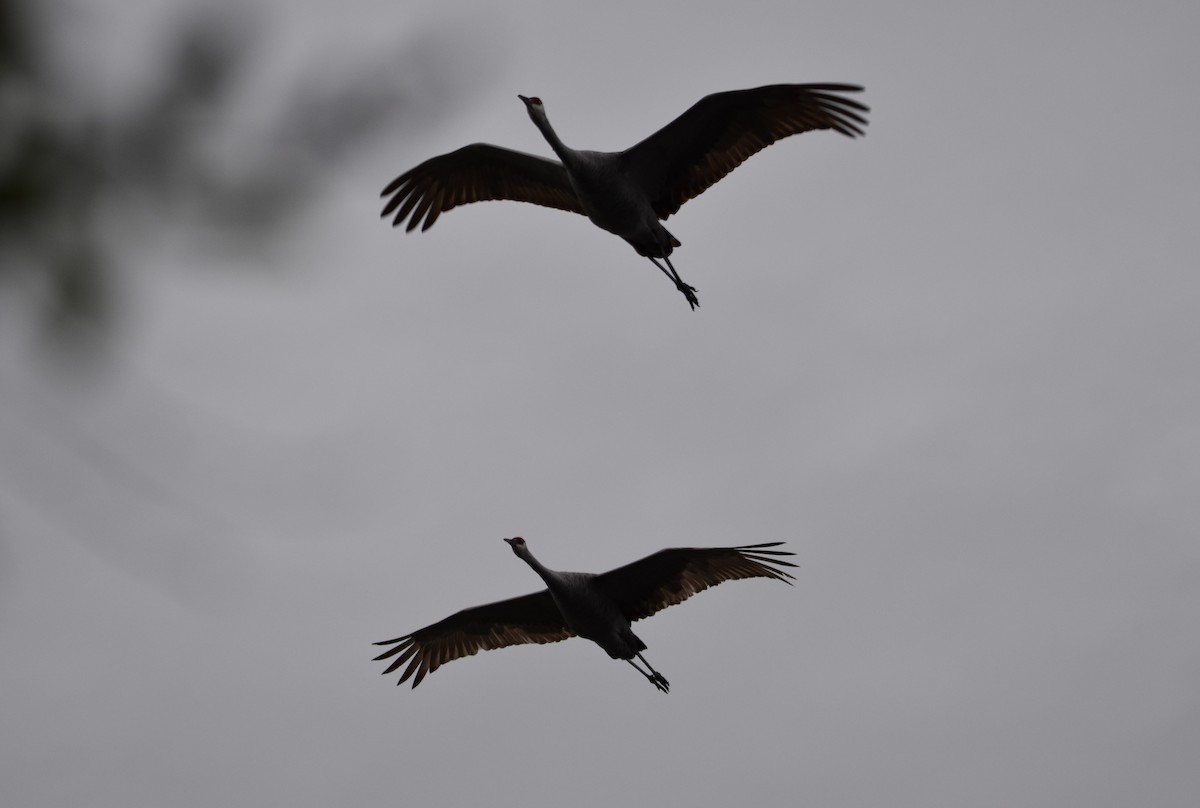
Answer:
top-left (374, 538), bottom-right (796, 693)
top-left (381, 84), bottom-right (868, 309)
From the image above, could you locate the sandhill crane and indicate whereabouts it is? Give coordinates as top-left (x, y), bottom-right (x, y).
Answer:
top-left (381, 84), bottom-right (868, 309)
top-left (373, 537), bottom-right (795, 692)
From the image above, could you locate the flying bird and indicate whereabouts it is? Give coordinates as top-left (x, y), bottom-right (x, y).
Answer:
top-left (380, 84), bottom-right (868, 309)
top-left (373, 537), bottom-right (796, 692)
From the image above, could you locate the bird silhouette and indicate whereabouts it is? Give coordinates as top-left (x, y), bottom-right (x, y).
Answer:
top-left (374, 538), bottom-right (796, 692)
top-left (381, 84), bottom-right (868, 308)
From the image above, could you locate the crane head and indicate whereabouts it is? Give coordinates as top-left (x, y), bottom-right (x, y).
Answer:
top-left (518, 96), bottom-right (547, 127)
top-left (503, 536), bottom-right (528, 556)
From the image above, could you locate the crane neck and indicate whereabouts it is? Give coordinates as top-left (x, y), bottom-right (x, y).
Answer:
top-left (516, 548), bottom-right (559, 587)
top-left (529, 112), bottom-right (575, 165)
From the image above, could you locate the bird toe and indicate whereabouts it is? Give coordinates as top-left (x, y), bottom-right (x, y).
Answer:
top-left (678, 284), bottom-right (700, 310)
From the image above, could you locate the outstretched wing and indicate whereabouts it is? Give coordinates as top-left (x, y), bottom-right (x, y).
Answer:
top-left (592, 542), bottom-right (796, 623)
top-left (622, 84), bottom-right (868, 219)
top-left (380, 143), bottom-right (585, 232)
top-left (373, 589), bottom-right (573, 688)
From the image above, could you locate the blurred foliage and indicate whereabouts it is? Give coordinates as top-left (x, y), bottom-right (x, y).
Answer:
top-left (0, 0), bottom-right (412, 354)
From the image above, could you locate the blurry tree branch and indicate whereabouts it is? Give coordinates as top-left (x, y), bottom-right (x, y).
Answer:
top-left (0, 0), bottom-right (503, 599)
top-left (0, 0), bottom-right (450, 356)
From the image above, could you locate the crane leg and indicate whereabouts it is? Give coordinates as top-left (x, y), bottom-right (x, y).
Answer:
top-left (627, 654), bottom-right (670, 693)
top-left (647, 256), bottom-right (699, 311)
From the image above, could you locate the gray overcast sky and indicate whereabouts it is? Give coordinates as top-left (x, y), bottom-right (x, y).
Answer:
top-left (3, 0), bottom-right (1198, 806)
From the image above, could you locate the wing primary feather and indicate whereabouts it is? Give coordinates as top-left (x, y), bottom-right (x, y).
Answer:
top-left (381, 646), bottom-right (418, 675)
top-left (392, 189), bottom-right (423, 229)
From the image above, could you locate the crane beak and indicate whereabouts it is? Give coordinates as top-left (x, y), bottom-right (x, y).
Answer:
top-left (502, 537), bottom-right (515, 546)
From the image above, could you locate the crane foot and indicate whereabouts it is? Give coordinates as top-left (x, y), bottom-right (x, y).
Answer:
top-left (677, 282), bottom-right (700, 310)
